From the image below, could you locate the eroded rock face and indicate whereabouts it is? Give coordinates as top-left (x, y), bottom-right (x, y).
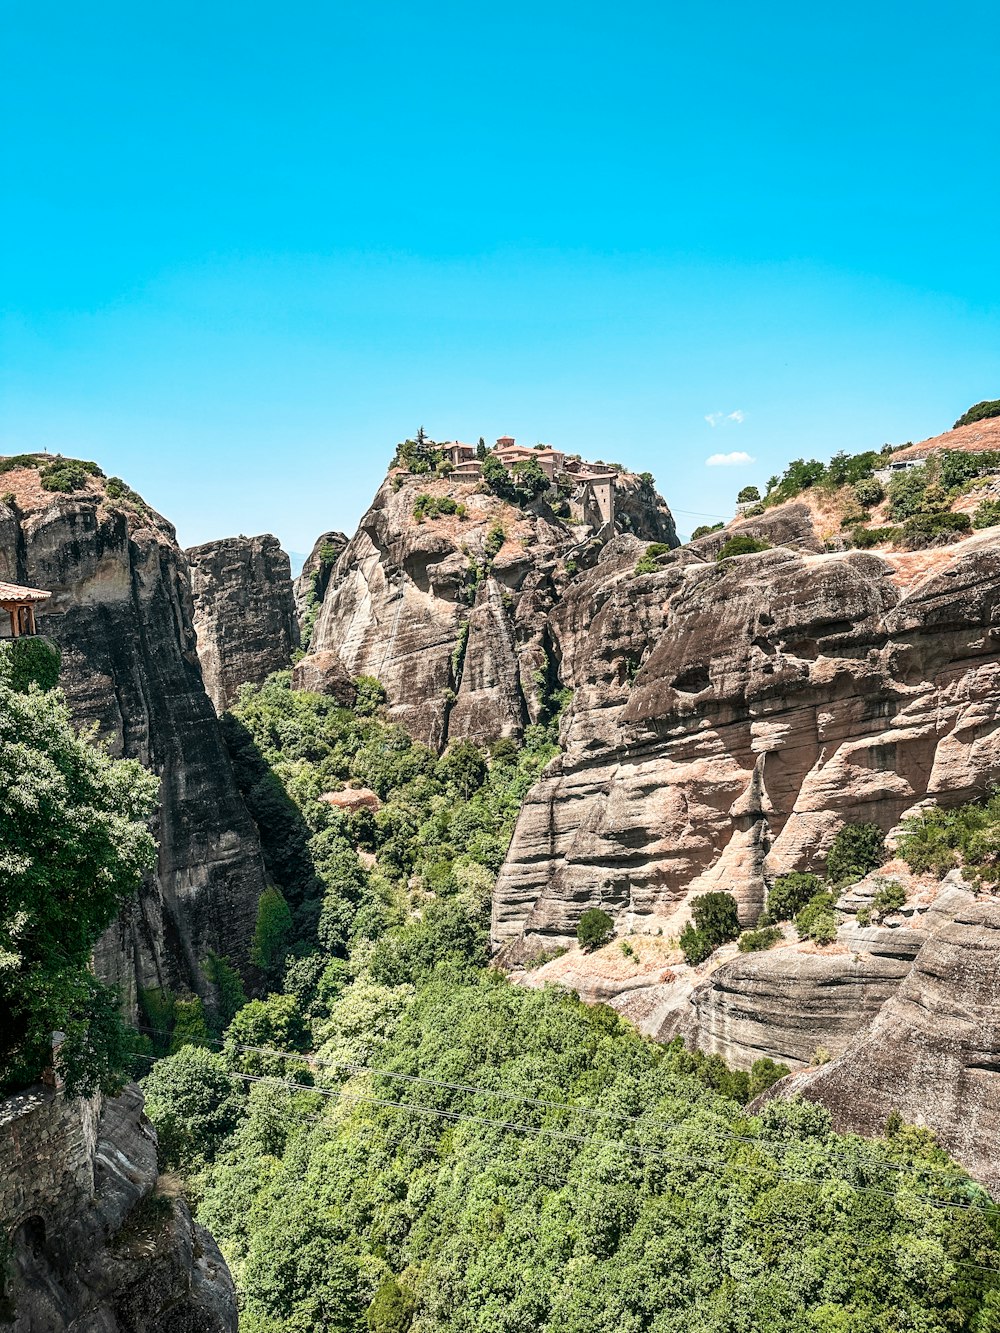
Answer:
top-left (294, 529), bottom-right (348, 633)
top-left (306, 469), bottom-right (677, 749)
top-left (1, 1083), bottom-right (236, 1332)
top-left (493, 510), bottom-right (1000, 955)
top-left (762, 886), bottom-right (1000, 1196)
top-left (664, 924), bottom-right (924, 1068)
top-left (0, 471), bottom-right (268, 1005)
top-left (186, 533), bottom-right (299, 712)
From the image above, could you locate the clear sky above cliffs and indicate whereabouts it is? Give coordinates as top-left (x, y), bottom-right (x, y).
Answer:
top-left (2, 0), bottom-right (999, 550)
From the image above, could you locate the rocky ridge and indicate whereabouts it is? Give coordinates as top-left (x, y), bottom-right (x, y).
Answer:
top-left (0, 463), bottom-right (269, 1008)
top-left (305, 466), bottom-right (677, 748)
top-left (1, 1081), bottom-right (236, 1332)
top-left (187, 532), bottom-right (299, 712)
top-left (492, 504), bottom-right (1000, 954)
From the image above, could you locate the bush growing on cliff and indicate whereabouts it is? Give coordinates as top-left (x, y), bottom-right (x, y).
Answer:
top-left (896, 789), bottom-right (1000, 882)
top-left (681, 891), bottom-right (740, 963)
top-left (252, 887), bottom-right (294, 984)
top-left (737, 925), bottom-right (782, 952)
top-left (0, 679), bottom-right (158, 1094)
top-left (716, 535), bottom-right (770, 561)
top-left (577, 906), bottom-right (614, 951)
top-left (826, 822), bottom-right (886, 885)
top-left (900, 510), bottom-right (972, 548)
top-left (795, 891), bottom-right (839, 944)
top-left (736, 485), bottom-right (760, 503)
top-left (853, 476), bottom-right (885, 507)
top-left (973, 498), bottom-right (1000, 529)
top-left (762, 871), bottom-right (821, 924)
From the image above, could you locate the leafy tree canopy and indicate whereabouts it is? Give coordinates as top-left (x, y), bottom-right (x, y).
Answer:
top-left (0, 679), bottom-right (158, 1094)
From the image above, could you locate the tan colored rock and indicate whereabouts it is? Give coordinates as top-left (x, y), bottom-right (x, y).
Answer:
top-left (494, 512), bottom-right (1000, 954)
top-left (303, 468), bottom-right (677, 749)
top-left (319, 786), bottom-right (381, 813)
top-left (761, 886), bottom-right (1000, 1196)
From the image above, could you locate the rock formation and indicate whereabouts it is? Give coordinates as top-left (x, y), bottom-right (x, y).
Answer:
top-left (304, 467), bottom-right (677, 749)
top-left (0, 464), bottom-right (268, 1007)
top-left (763, 884), bottom-right (1000, 1196)
top-left (492, 506), bottom-right (1000, 957)
top-left (186, 533), bottom-right (299, 712)
top-left (293, 529), bottom-right (348, 634)
top-left (0, 1079), bottom-right (236, 1331)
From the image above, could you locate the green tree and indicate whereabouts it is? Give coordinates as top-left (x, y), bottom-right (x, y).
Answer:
top-left (954, 399), bottom-right (1000, 429)
top-left (577, 907), bottom-right (614, 951)
top-left (795, 891), bottom-right (839, 944)
top-left (224, 993), bottom-right (310, 1077)
top-left (0, 679), bottom-right (158, 1094)
top-left (763, 871), bottom-right (822, 923)
top-left (691, 891), bottom-right (740, 945)
top-left (367, 1276), bottom-right (416, 1333)
top-left (826, 822), bottom-right (886, 885)
top-left (716, 535), bottom-right (770, 560)
top-left (252, 886), bottom-right (294, 983)
top-left (141, 1044), bottom-right (245, 1170)
top-left (737, 485), bottom-right (761, 503)
top-left (169, 996), bottom-right (211, 1052)
top-left (204, 951), bottom-right (248, 1027)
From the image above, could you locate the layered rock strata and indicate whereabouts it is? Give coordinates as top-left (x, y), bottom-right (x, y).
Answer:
top-left (305, 469), bottom-right (677, 749)
top-left (187, 532), bottom-right (299, 711)
top-left (0, 467), bottom-right (268, 1005)
top-left (0, 1082), bottom-right (236, 1332)
top-left (764, 885), bottom-right (1000, 1196)
top-left (493, 510), bottom-right (1000, 955)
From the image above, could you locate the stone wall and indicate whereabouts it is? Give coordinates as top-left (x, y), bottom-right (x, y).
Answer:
top-left (0, 1083), bottom-right (100, 1243)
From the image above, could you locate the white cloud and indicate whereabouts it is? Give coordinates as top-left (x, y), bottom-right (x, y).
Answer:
top-left (705, 408), bottom-right (746, 427)
top-left (705, 450), bottom-right (755, 467)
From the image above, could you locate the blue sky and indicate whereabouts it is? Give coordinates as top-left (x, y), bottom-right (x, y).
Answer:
top-left (2, 1), bottom-right (998, 552)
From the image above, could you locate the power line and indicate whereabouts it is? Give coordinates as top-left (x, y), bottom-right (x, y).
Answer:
top-left (131, 1040), bottom-right (1000, 1224)
top-left (131, 1025), bottom-right (988, 1190)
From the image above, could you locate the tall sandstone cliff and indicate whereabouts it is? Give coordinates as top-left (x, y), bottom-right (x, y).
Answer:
top-left (305, 468), bottom-right (677, 749)
top-left (0, 465), bottom-right (268, 1007)
top-left (187, 532), bottom-right (299, 712)
top-left (493, 505), bottom-right (1000, 953)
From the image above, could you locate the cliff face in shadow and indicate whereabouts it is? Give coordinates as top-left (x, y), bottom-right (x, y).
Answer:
top-left (1, 1081), bottom-right (236, 1332)
top-left (0, 465), bottom-right (268, 1007)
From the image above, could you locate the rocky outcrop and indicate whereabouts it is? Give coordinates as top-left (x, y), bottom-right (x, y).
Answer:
top-left (304, 468), bottom-right (677, 749)
top-left (294, 529), bottom-right (348, 633)
top-left (493, 510), bottom-right (1000, 955)
top-left (665, 922), bottom-right (924, 1068)
top-left (0, 1082), bottom-right (236, 1332)
top-left (186, 533), bottom-right (298, 711)
top-left (0, 465), bottom-right (268, 1006)
top-left (764, 885), bottom-right (1000, 1195)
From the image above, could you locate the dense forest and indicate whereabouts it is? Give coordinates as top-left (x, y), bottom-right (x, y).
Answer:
top-left (5, 638), bottom-right (1000, 1331)
top-left (127, 672), bottom-right (1000, 1332)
